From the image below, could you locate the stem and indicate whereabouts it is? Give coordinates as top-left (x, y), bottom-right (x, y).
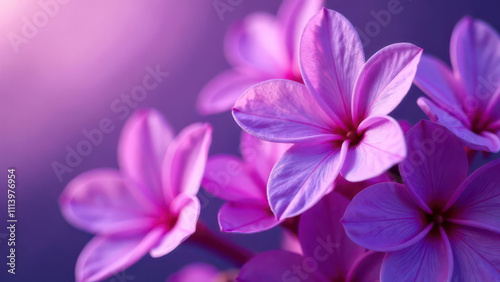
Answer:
top-left (465, 147), bottom-right (477, 165)
top-left (188, 222), bottom-right (253, 267)
top-left (281, 216), bottom-right (300, 236)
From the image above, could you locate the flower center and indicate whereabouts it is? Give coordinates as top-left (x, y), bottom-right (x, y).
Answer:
top-left (158, 213), bottom-right (177, 230)
top-left (433, 214), bottom-right (444, 225)
top-left (426, 212), bottom-right (446, 227)
top-left (345, 130), bottom-right (363, 146)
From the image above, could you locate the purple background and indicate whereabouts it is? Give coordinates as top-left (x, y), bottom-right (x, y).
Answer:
top-left (1, 0), bottom-right (499, 281)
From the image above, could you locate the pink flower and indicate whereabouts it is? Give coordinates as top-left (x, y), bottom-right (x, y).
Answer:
top-left (59, 109), bottom-right (212, 282)
top-left (233, 8), bottom-right (422, 219)
top-left (342, 120), bottom-right (500, 280)
top-left (202, 133), bottom-right (290, 233)
top-left (237, 191), bottom-right (384, 281)
top-left (197, 0), bottom-right (323, 115)
top-left (414, 16), bottom-right (500, 152)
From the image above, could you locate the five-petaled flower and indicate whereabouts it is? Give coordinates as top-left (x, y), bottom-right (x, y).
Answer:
top-left (233, 8), bottom-right (423, 219)
top-left (342, 120), bottom-right (500, 281)
top-left (202, 133), bottom-right (290, 233)
top-left (415, 16), bottom-right (500, 153)
top-left (59, 109), bottom-right (212, 282)
top-left (197, 0), bottom-right (323, 115)
top-left (238, 191), bottom-right (384, 281)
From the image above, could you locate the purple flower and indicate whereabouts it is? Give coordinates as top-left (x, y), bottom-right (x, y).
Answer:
top-left (197, 0), bottom-right (323, 115)
top-left (202, 133), bottom-right (290, 233)
top-left (342, 120), bottom-right (500, 280)
top-left (414, 16), bottom-right (500, 152)
top-left (237, 191), bottom-right (384, 281)
top-left (59, 109), bottom-right (212, 282)
top-left (233, 8), bottom-right (422, 219)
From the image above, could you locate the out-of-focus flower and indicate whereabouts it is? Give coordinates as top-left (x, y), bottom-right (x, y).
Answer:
top-left (342, 120), bottom-right (500, 280)
top-left (202, 133), bottom-right (290, 233)
top-left (233, 8), bottom-right (422, 219)
top-left (197, 0), bottom-right (323, 115)
top-left (238, 191), bottom-right (384, 281)
top-left (59, 109), bottom-right (212, 282)
top-left (415, 16), bottom-right (500, 152)
top-left (167, 263), bottom-right (237, 282)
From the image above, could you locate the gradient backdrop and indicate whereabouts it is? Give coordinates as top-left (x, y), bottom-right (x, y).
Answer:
top-left (1, 0), bottom-right (499, 281)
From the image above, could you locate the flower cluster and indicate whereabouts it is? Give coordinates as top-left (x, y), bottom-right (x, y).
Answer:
top-left (60, 1), bottom-right (500, 281)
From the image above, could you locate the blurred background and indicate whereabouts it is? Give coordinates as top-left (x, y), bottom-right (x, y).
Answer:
top-left (0, 0), bottom-right (499, 281)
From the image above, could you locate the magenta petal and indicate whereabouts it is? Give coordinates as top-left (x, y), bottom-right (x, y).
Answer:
top-left (162, 123), bottom-right (212, 201)
top-left (448, 226), bottom-right (500, 281)
top-left (300, 8), bottom-right (365, 124)
top-left (342, 183), bottom-right (429, 252)
top-left (76, 227), bottom-right (164, 282)
top-left (196, 69), bottom-right (265, 115)
top-left (277, 0), bottom-right (324, 75)
top-left (233, 79), bottom-right (338, 143)
top-left (347, 251), bottom-right (384, 282)
top-left (202, 156), bottom-right (264, 203)
top-left (446, 159), bottom-right (500, 233)
top-left (150, 194), bottom-right (200, 258)
top-left (240, 132), bottom-right (291, 183)
top-left (418, 97), bottom-right (500, 152)
top-left (218, 203), bottom-right (280, 233)
top-left (341, 116), bottom-right (406, 182)
top-left (118, 109), bottom-right (175, 205)
top-left (268, 141), bottom-right (349, 219)
top-left (237, 250), bottom-right (328, 282)
top-left (299, 192), bottom-right (365, 279)
top-left (59, 169), bottom-right (155, 235)
top-left (381, 227), bottom-right (453, 281)
top-left (451, 16), bottom-right (500, 111)
top-left (414, 54), bottom-right (468, 122)
top-left (352, 43), bottom-right (422, 122)
top-left (167, 263), bottom-right (220, 282)
top-left (224, 13), bottom-right (288, 75)
top-left (400, 120), bottom-right (468, 210)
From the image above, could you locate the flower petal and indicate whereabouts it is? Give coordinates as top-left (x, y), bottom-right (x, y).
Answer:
top-left (346, 251), bottom-right (384, 282)
top-left (418, 97), bottom-right (500, 152)
top-left (237, 250), bottom-right (329, 282)
top-left (341, 115), bottom-right (406, 182)
top-left (300, 8), bottom-right (365, 125)
top-left (149, 194), bottom-right (200, 258)
top-left (167, 263), bottom-right (220, 282)
top-left (75, 227), bottom-right (164, 282)
top-left (277, 0), bottom-right (324, 76)
top-left (451, 16), bottom-right (500, 113)
top-left (268, 141), bottom-right (349, 220)
top-left (202, 155), bottom-right (264, 203)
top-left (342, 183), bottom-right (430, 252)
top-left (59, 169), bottom-right (156, 235)
top-left (299, 191), bottom-right (365, 279)
top-left (446, 159), bottom-right (500, 234)
top-left (448, 225), bottom-right (500, 281)
top-left (233, 79), bottom-right (338, 143)
top-left (224, 13), bottom-right (289, 75)
top-left (381, 227), bottom-right (453, 281)
top-left (240, 132), bottom-right (291, 187)
top-left (218, 202), bottom-right (280, 233)
top-left (414, 54), bottom-right (469, 123)
top-left (118, 109), bottom-right (175, 206)
top-left (352, 43), bottom-right (422, 122)
top-left (162, 123), bottom-right (212, 202)
top-left (196, 69), bottom-right (265, 115)
top-left (399, 120), bottom-right (468, 211)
